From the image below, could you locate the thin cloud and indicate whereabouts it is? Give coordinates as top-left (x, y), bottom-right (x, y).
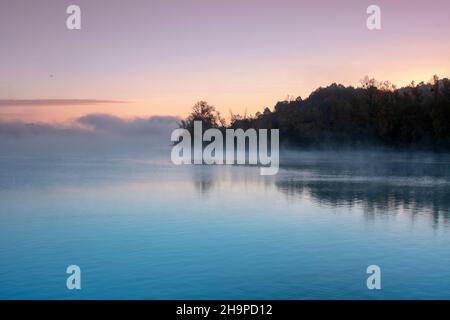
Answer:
top-left (0, 99), bottom-right (127, 107)
top-left (77, 114), bottom-right (180, 134)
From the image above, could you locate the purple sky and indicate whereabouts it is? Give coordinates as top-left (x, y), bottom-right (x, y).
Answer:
top-left (1, 0), bottom-right (449, 122)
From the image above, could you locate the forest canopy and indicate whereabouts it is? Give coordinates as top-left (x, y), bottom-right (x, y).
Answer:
top-left (180, 76), bottom-right (450, 150)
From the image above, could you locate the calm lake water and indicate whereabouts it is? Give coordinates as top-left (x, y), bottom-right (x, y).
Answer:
top-left (1, 145), bottom-right (450, 299)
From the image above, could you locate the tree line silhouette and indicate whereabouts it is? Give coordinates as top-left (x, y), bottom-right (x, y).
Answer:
top-left (180, 76), bottom-right (450, 149)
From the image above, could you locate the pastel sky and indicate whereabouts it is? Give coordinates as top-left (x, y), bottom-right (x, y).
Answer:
top-left (1, 0), bottom-right (449, 122)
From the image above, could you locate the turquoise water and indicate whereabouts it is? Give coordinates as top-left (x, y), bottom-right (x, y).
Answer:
top-left (1, 147), bottom-right (450, 299)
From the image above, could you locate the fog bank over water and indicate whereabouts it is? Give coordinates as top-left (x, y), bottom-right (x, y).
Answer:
top-left (0, 113), bottom-right (180, 154)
